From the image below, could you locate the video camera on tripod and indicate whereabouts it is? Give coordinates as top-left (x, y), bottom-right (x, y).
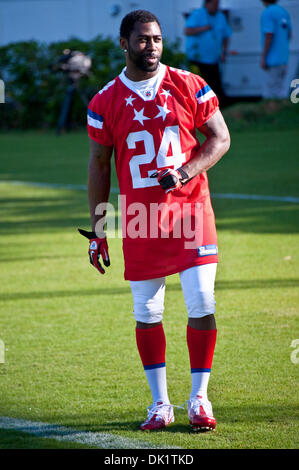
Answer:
top-left (57, 49), bottom-right (92, 82)
top-left (55, 49), bottom-right (92, 134)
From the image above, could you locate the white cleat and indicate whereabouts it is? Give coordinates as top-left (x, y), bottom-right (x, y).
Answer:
top-left (140, 401), bottom-right (174, 431)
top-left (188, 395), bottom-right (216, 431)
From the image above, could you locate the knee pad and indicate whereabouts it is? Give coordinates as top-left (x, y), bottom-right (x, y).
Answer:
top-left (132, 297), bottom-right (164, 323)
top-left (130, 279), bottom-right (165, 324)
top-left (180, 264), bottom-right (217, 318)
top-left (184, 290), bottom-right (216, 318)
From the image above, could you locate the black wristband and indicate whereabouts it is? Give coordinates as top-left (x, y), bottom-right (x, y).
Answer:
top-left (177, 167), bottom-right (189, 181)
top-left (78, 228), bottom-right (97, 240)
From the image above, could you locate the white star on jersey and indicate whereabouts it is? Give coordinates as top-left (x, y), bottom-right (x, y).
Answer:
top-left (125, 95), bottom-right (136, 106)
top-left (161, 89), bottom-right (172, 100)
top-left (154, 103), bottom-right (171, 121)
top-left (133, 108), bottom-right (151, 126)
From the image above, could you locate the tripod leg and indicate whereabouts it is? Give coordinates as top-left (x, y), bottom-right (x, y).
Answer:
top-left (77, 88), bottom-right (89, 107)
top-left (57, 84), bottom-right (75, 135)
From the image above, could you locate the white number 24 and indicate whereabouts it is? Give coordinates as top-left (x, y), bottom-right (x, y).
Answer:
top-left (127, 125), bottom-right (186, 189)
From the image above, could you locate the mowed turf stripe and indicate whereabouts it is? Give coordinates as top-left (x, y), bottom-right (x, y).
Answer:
top-left (0, 180), bottom-right (119, 194)
top-left (1, 180), bottom-right (299, 203)
top-left (0, 416), bottom-right (176, 449)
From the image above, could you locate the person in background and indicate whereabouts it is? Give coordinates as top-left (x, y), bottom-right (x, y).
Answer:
top-left (260, 0), bottom-right (292, 99)
top-left (184, 0), bottom-right (232, 107)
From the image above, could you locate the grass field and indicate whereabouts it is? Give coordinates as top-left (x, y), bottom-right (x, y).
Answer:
top-left (0, 100), bottom-right (298, 450)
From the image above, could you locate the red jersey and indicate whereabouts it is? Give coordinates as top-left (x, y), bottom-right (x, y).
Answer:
top-left (87, 64), bottom-right (219, 281)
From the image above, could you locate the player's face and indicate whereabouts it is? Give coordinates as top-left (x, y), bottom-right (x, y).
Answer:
top-left (126, 21), bottom-right (163, 73)
top-left (206, 0), bottom-right (219, 14)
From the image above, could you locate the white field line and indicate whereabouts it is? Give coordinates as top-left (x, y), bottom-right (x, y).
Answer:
top-left (1, 180), bottom-right (299, 203)
top-left (0, 416), bottom-right (176, 449)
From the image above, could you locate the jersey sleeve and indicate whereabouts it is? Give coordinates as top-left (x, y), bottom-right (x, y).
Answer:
top-left (261, 10), bottom-right (274, 34)
top-left (193, 78), bottom-right (219, 128)
top-left (87, 92), bottom-right (113, 146)
top-left (185, 9), bottom-right (204, 28)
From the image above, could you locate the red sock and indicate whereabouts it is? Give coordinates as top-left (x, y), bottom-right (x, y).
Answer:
top-left (186, 326), bottom-right (217, 372)
top-left (136, 324), bottom-right (166, 370)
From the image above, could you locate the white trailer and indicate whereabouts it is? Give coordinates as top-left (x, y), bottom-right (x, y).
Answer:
top-left (174, 0), bottom-right (299, 97)
top-left (213, 0), bottom-right (298, 97)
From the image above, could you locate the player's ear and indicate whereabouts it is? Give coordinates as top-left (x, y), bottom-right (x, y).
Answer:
top-left (120, 37), bottom-right (128, 53)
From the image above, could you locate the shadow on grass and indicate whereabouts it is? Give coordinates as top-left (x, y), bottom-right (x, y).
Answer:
top-left (0, 402), bottom-right (297, 448)
top-left (0, 191), bottom-right (298, 235)
top-left (0, 428), bottom-right (88, 450)
top-left (1, 279), bottom-right (298, 302)
top-left (93, 421), bottom-right (194, 435)
top-left (214, 404), bottom-right (299, 425)
top-left (0, 255), bottom-right (78, 263)
top-left (64, 401), bottom-right (299, 435)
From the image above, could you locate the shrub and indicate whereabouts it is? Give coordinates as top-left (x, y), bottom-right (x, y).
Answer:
top-left (0, 37), bottom-right (187, 130)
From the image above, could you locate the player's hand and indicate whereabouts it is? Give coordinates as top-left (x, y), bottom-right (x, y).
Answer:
top-left (150, 167), bottom-right (189, 193)
top-left (78, 228), bottom-right (110, 275)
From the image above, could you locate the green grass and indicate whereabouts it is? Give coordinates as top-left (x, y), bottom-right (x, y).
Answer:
top-left (0, 102), bottom-right (298, 449)
top-left (0, 429), bottom-right (91, 449)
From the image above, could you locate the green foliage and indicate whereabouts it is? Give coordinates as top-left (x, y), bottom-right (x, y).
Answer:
top-left (222, 98), bottom-right (299, 132)
top-left (0, 37), bottom-right (187, 130)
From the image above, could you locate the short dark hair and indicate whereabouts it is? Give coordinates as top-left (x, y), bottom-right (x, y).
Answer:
top-left (120, 10), bottom-right (162, 40)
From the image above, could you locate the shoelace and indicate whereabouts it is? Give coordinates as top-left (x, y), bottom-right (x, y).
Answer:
top-left (145, 402), bottom-right (187, 422)
top-left (188, 398), bottom-right (202, 415)
top-left (145, 397), bottom-right (211, 421)
top-left (179, 398), bottom-right (210, 411)
top-left (145, 403), bottom-right (173, 421)
top-left (187, 397), bottom-right (212, 417)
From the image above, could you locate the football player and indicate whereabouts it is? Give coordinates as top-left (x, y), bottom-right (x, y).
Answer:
top-left (80, 9), bottom-right (230, 431)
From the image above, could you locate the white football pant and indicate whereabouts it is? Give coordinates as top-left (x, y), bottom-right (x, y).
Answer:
top-left (130, 263), bottom-right (217, 324)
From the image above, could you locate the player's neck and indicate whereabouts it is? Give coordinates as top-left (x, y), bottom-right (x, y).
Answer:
top-left (124, 63), bottom-right (160, 82)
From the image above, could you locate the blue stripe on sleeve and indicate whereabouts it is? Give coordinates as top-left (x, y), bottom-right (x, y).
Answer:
top-left (196, 85), bottom-right (211, 98)
top-left (87, 109), bottom-right (103, 122)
